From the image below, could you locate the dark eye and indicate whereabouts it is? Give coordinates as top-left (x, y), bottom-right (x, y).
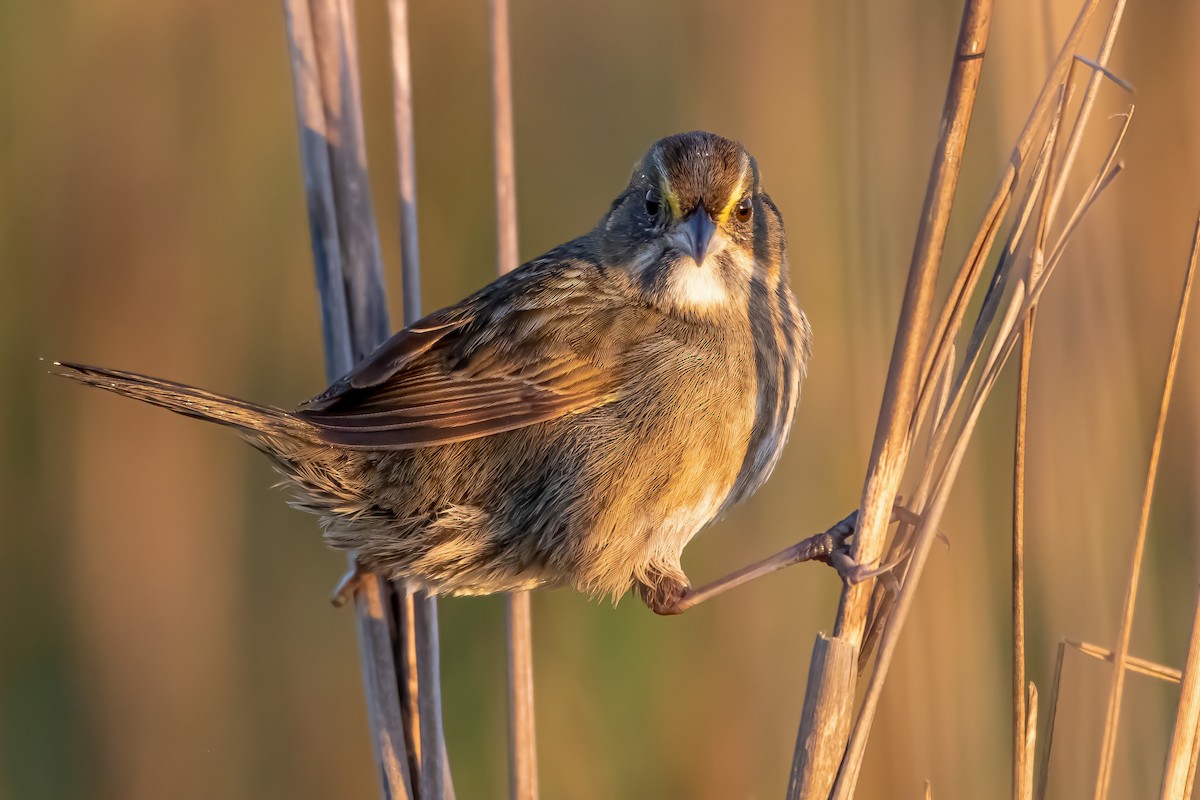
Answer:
top-left (735, 196), bottom-right (753, 222)
top-left (644, 190), bottom-right (661, 217)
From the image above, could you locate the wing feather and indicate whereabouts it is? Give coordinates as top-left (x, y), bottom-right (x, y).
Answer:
top-left (295, 256), bottom-right (624, 449)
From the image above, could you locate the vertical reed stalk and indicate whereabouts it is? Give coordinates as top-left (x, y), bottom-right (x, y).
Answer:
top-left (1155, 217), bottom-right (1200, 800)
top-left (382, 2), bottom-right (451, 796)
top-left (1161, 582), bottom-right (1200, 799)
top-left (1012, 310), bottom-right (1035, 800)
top-left (282, 0), bottom-right (411, 796)
top-left (790, 2), bottom-right (995, 795)
top-left (488, 1), bottom-right (539, 797)
top-left (1094, 213), bottom-right (1198, 800)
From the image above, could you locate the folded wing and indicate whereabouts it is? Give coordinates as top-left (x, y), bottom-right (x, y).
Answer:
top-left (296, 264), bottom-right (620, 449)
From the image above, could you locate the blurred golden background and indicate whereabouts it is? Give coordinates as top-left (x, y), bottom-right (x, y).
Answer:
top-left (2, 0), bottom-right (1199, 797)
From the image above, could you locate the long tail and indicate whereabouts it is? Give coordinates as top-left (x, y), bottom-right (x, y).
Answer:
top-left (53, 361), bottom-right (314, 441)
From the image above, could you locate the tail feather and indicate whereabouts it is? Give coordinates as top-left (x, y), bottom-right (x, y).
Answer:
top-left (53, 361), bottom-right (311, 440)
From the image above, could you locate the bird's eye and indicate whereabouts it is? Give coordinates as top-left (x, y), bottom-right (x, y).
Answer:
top-left (644, 191), bottom-right (661, 218)
top-left (735, 196), bottom-right (753, 222)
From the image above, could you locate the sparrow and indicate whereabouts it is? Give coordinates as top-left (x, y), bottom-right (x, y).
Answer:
top-left (55, 130), bottom-right (811, 614)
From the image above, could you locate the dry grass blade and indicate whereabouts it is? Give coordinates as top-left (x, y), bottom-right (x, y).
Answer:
top-left (1013, 308), bottom-right (1035, 800)
top-left (1161, 580), bottom-right (1200, 799)
top-left (488, 1), bottom-right (539, 797)
top-left (1067, 639), bottom-right (1183, 681)
top-left (1094, 213), bottom-right (1198, 800)
top-left (282, 2), bottom-right (412, 798)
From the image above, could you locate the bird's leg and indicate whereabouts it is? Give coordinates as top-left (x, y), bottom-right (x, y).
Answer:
top-left (643, 506), bottom-right (919, 615)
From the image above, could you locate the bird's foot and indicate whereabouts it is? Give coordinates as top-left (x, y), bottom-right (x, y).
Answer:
top-left (331, 558), bottom-right (370, 608)
top-left (813, 503), bottom-right (921, 590)
top-left (639, 576), bottom-right (692, 616)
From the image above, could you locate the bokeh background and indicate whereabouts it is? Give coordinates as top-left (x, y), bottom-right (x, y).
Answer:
top-left (2, 0), bottom-right (1199, 797)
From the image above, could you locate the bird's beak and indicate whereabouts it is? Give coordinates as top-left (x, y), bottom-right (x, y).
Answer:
top-left (679, 208), bottom-right (718, 266)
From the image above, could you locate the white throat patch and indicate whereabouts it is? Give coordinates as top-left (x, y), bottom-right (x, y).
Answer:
top-left (669, 263), bottom-right (728, 309)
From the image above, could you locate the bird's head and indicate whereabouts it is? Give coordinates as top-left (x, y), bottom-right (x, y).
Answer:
top-left (597, 131), bottom-right (787, 319)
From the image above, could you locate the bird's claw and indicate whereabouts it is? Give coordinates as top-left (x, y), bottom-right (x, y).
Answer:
top-left (331, 559), bottom-right (369, 608)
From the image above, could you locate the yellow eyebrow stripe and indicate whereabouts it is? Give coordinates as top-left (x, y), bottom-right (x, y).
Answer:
top-left (660, 178), bottom-right (683, 219)
top-left (714, 157), bottom-right (751, 226)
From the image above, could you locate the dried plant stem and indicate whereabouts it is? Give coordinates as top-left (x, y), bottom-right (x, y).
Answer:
top-left (488, 1), bottom-right (539, 797)
top-left (1012, 310), bottom-right (1035, 800)
top-left (1158, 219), bottom-right (1200, 800)
top-left (1094, 214), bottom-right (1198, 800)
top-left (386, 0), bottom-right (422, 325)
top-left (1068, 639), bottom-right (1183, 682)
top-left (1044, 0), bottom-right (1129, 230)
top-left (383, 1), bottom-right (454, 795)
top-left (1020, 683), bottom-right (1038, 800)
top-left (282, 0), bottom-right (411, 796)
top-left (789, 2), bottom-right (995, 796)
top-left (1161, 582), bottom-right (1200, 799)
top-left (1036, 640), bottom-right (1067, 800)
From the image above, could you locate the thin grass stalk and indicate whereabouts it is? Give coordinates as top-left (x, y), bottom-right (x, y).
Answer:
top-left (383, 2), bottom-right (457, 794)
top-left (1161, 581), bottom-right (1200, 799)
top-left (384, 1), bottom-right (426, 787)
top-left (1066, 639), bottom-right (1183, 682)
top-left (858, 73), bottom-right (1127, 800)
top-left (843, 91), bottom-right (1128, 794)
top-left (1043, 0), bottom-right (1130, 230)
top-left (1013, 309), bottom-right (1036, 800)
top-left (282, 0), bottom-right (410, 796)
top-left (1093, 213), bottom-right (1199, 800)
top-left (1036, 641), bottom-right (1067, 800)
top-left (788, 2), bottom-right (995, 795)
top-left (415, 597), bottom-right (446, 800)
top-left (832, 0), bottom-right (994, 646)
top-left (1160, 221), bottom-right (1200, 800)
top-left (487, 1), bottom-right (539, 797)
top-left (915, 0), bottom-right (1104, 401)
top-left (867, 33), bottom-right (1093, 672)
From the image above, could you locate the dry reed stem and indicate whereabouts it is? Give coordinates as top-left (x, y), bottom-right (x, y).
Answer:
top-left (488, 0), bottom-right (539, 796)
top-left (415, 597), bottom-right (447, 800)
top-left (1044, 0), bottom-right (1130, 230)
top-left (836, 4), bottom-right (1132, 793)
top-left (1093, 211), bottom-right (1198, 800)
top-left (866, 14), bottom-right (1106, 673)
top-left (1020, 683), bottom-right (1038, 800)
top-left (1067, 639), bottom-right (1183, 682)
top-left (386, 0), bottom-right (423, 325)
top-left (791, 2), bottom-right (997, 796)
top-left (282, 1), bottom-right (411, 796)
top-left (385, 1), bottom-right (425, 788)
top-left (1161, 580), bottom-right (1200, 799)
top-left (382, 1), bottom-right (454, 794)
top-left (1036, 641), bottom-right (1067, 800)
top-left (1012, 309), bottom-right (1035, 800)
top-left (844, 38), bottom-right (1070, 800)
top-left (787, 636), bottom-right (855, 798)
top-left (1159, 221), bottom-right (1200, 800)
top-left (914, 0), bottom-right (1104, 404)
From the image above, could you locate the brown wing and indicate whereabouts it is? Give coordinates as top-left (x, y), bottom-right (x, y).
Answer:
top-left (295, 259), bottom-right (623, 449)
